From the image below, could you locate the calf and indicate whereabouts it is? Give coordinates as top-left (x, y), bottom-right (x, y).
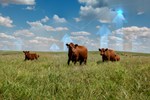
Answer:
top-left (115, 55), bottom-right (120, 61)
top-left (99, 48), bottom-right (120, 62)
top-left (23, 51), bottom-right (39, 61)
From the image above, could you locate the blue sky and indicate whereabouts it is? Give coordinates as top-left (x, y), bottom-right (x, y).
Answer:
top-left (0, 0), bottom-right (150, 53)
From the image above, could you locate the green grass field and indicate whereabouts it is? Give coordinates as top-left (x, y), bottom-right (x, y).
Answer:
top-left (0, 51), bottom-right (150, 100)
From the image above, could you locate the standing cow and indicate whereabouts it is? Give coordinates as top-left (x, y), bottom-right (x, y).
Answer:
top-left (98, 48), bottom-right (120, 62)
top-left (66, 43), bottom-right (88, 65)
top-left (23, 51), bottom-right (39, 61)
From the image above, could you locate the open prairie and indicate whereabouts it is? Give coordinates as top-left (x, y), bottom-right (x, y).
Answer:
top-left (0, 51), bottom-right (150, 100)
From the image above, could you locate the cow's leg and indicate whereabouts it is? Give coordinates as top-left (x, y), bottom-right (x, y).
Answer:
top-left (84, 59), bottom-right (87, 65)
top-left (102, 56), bottom-right (105, 62)
top-left (67, 59), bottom-right (71, 65)
top-left (102, 58), bottom-right (104, 62)
top-left (79, 60), bottom-right (82, 65)
top-left (74, 57), bottom-right (78, 65)
top-left (24, 57), bottom-right (27, 61)
top-left (74, 60), bottom-right (77, 65)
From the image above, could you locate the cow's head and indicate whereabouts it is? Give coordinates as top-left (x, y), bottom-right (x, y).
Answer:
top-left (66, 43), bottom-right (78, 54)
top-left (23, 51), bottom-right (30, 56)
top-left (98, 48), bottom-right (107, 56)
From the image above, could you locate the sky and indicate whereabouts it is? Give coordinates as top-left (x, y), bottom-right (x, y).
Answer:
top-left (0, 0), bottom-right (150, 53)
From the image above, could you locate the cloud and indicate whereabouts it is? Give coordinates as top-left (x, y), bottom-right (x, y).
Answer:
top-left (28, 36), bottom-right (58, 45)
top-left (25, 6), bottom-right (35, 10)
top-left (79, 0), bottom-right (98, 6)
top-left (53, 15), bottom-right (67, 23)
top-left (0, 0), bottom-right (35, 6)
top-left (0, 33), bottom-right (15, 40)
top-left (27, 21), bottom-right (69, 32)
top-left (27, 21), bottom-right (43, 27)
top-left (28, 39), bottom-right (39, 44)
top-left (0, 15), bottom-right (13, 27)
top-left (41, 16), bottom-right (49, 23)
top-left (70, 35), bottom-right (99, 50)
top-left (79, 5), bottom-right (117, 23)
top-left (27, 16), bottom-right (50, 26)
top-left (111, 26), bottom-right (150, 44)
top-left (74, 18), bottom-right (81, 22)
top-left (79, 0), bottom-right (108, 8)
top-left (109, 0), bottom-right (150, 14)
top-left (71, 31), bottom-right (91, 35)
top-left (96, 25), bottom-right (100, 29)
top-left (35, 36), bottom-right (58, 42)
top-left (110, 26), bottom-right (150, 52)
top-left (14, 29), bottom-right (35, 37)
top-left (113, 26), bottom-right (150, 39)
top-left (137, 11), bottom-right (144, 15)
top-left (44, 26), bottom-right (69, 32)
top-left (25, 36), bottom-right (59, 50)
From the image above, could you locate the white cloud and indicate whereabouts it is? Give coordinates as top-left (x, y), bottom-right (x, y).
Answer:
top-left (80, 5), bottom-right (116, 23)
top-left (14, 29), bottom-right (35, 37)
top-left (27, 21), bottom-right (43, 27)
top-left (78, 0), bottom-right (117, 23)
top-left (44, 25), bottom-right (69, 31)
top-left (137, 11), bottom-right (144, 15)
top-left (25, 6), bottom-right (35, 10)
top-left (74, 18), bottom-right (81, 22)
top-left (0, 0), bottom-right (35, 6)
top-left (110, 26), bottom-right (150, 53)
top-left (41, 16), bottom-right (49, 23)
top-left (0, 33), bottom-right (15, 40)
top-left (21, 36), bottom-right (60, 51)
top-left (27, 21), bottom-right (69, 32)
top-left (96, 25), bottom-right (100, 29)
top-left (79, 0), bottom-right (99, 7)
top-left (71, 31), bottom-right (91, 35)
top-left (53, 15), bottom-right (67, 23)
top-left (71, 36), bottom-right (93, 44)
top-left (28, 40), bottom-right (40, 44)
top-left (113, 26), bottom-right (150, 39)
top-left (27, 16), bottom-right (50, 27)
top-left (0, 15), bottom-right (13, 27)
top-left (70, 35), bottom-right (98, 50)
top-left (35, 36), bottom-right (58, 42)
top-left (109, 35), bottom-right (123, 42)
top-left (54, 27), bottom-right (68, 31)
top-left (111, 27), bottom-right (150, 44)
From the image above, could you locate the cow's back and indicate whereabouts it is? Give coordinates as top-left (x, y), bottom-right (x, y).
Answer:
top-left (76, 46), bottom-right (88, 59)
top-left (105, 49), bottom-right (116, 61)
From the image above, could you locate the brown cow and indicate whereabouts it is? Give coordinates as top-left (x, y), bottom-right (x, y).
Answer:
top-left (23, 51), bottom-right (39, 61)
top-left (114, 54), bottom-right (120, 61)
top-left (66, 43), bottom-right (88, 65)
top-left (99, 48), bottom-right (120, 62)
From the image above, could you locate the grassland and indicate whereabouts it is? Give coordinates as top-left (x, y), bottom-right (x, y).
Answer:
top-left (0, 51), bottom-right (150, 100)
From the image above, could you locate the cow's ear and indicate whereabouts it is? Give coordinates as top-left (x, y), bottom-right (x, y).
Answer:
top-left (23, 51), bottom-right (25, 53)
top-left (66, 43), bottom-right (69, 47)
top-left (99, 48), bottom-right (101, 51)
top-left (75, 44), bottom-right (78, 47)
top-left (105, 48), bottom-right (108, 51)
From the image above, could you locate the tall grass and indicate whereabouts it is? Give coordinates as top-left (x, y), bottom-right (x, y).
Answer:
top-left (0, 51), bottom-right (150, 100)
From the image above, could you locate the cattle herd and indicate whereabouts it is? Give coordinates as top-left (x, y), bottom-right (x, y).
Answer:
top-left (23, 42), bottom-right (120, 65)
